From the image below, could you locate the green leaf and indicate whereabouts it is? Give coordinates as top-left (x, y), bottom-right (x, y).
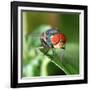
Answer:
top-left (39, 45), bottom-right (79, 75)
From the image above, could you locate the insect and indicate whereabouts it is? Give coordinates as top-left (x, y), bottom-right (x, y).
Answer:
top-left (40, 28), bottom-right (66, 49)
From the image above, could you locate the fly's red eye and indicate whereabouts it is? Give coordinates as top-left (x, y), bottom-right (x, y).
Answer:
top-left (51, 34), bottom-right (60, 45)
top-left (51, 33), bottom-right (66, 45)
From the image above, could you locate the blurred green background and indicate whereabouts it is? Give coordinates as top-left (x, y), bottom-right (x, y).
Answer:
top-left (22, 11), bottom-right (79, 77)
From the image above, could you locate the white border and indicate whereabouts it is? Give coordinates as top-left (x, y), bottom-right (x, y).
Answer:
top-left (18, 6), bottom-right (84, 83)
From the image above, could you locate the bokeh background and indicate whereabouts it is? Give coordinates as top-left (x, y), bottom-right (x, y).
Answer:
top-left (22, 11), bottom-right (79, 77)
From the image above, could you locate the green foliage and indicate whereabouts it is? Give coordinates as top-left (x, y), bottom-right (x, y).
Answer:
top-left (39, 46), bottom-right (79, 75)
